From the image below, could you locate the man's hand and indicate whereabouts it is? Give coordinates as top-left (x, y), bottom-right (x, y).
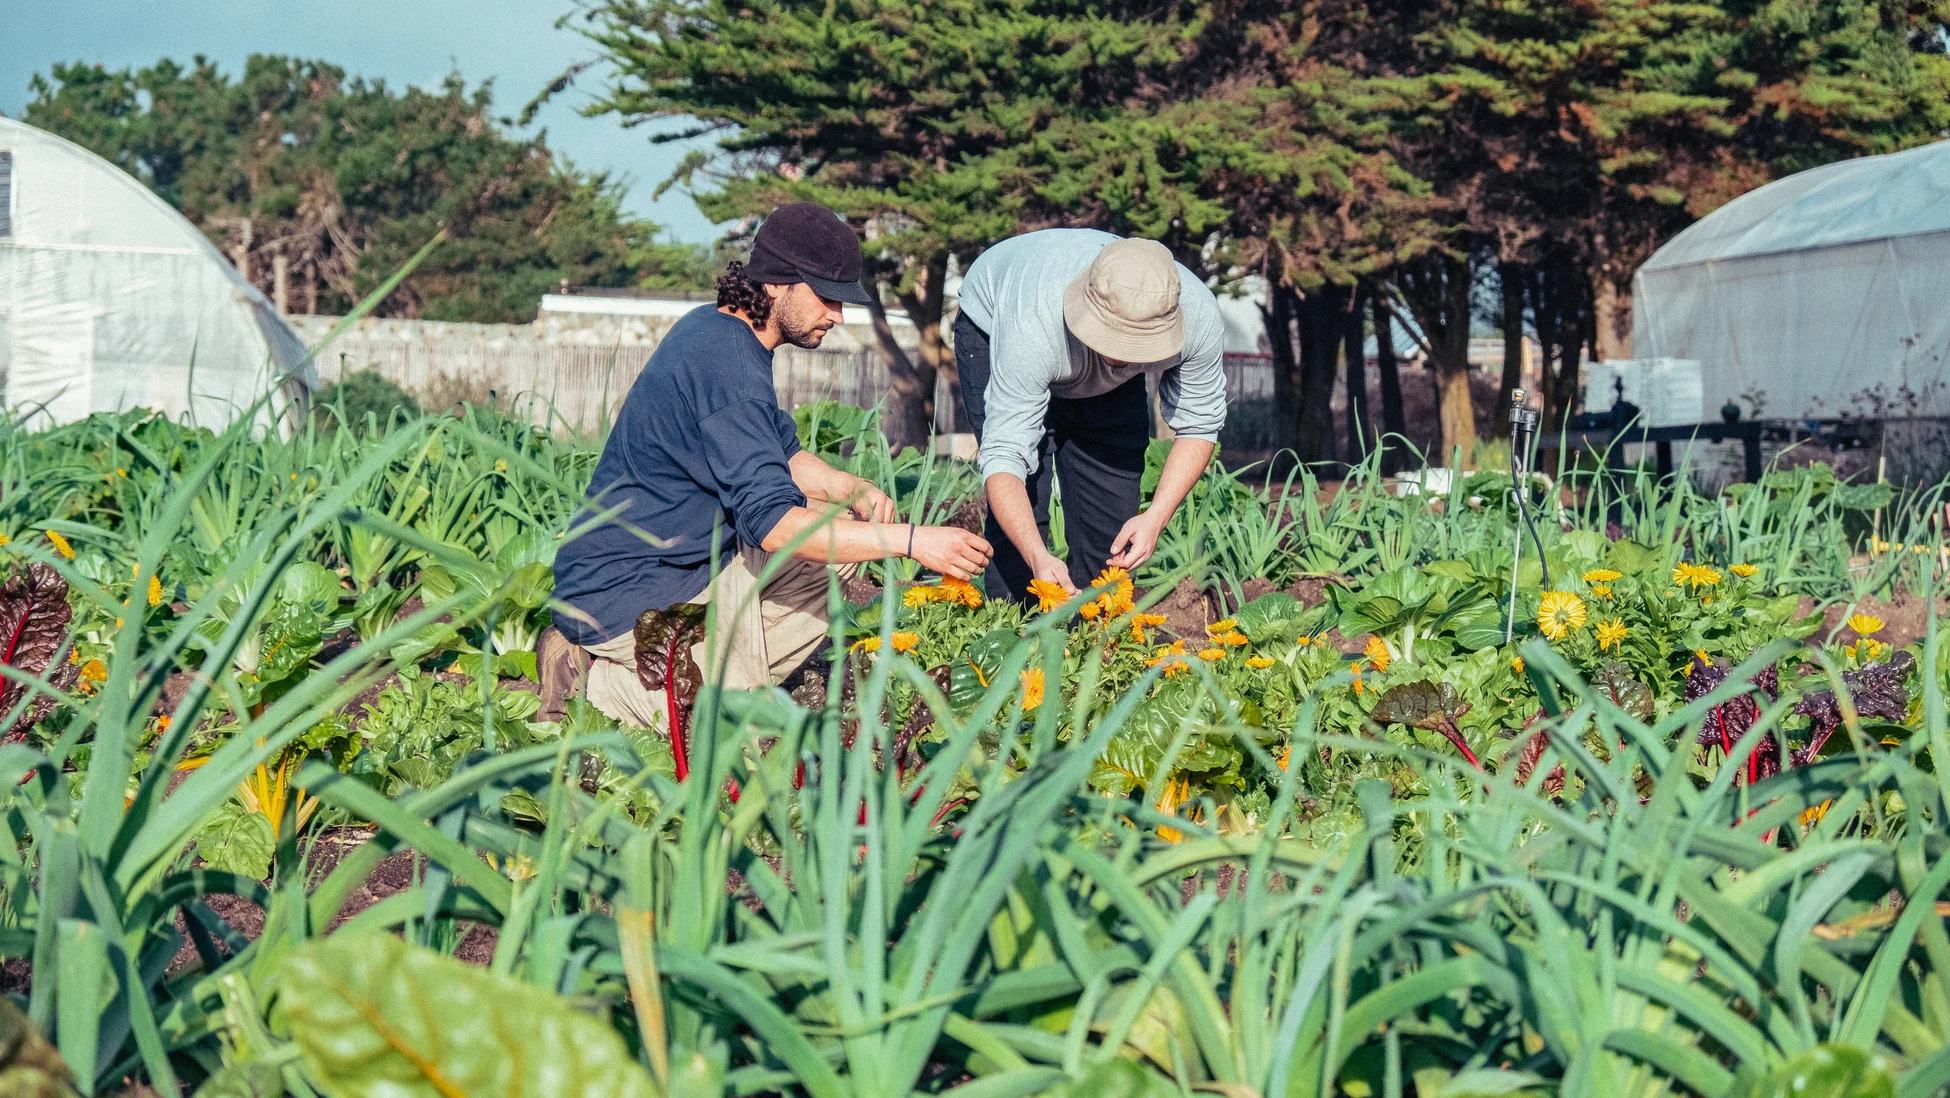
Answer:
top-left (1106, 510), bottom-right (1166, 571)
top-left (910, 526), bottom-right (994, 582)
top-left (848, 481), bottom-right (897, 525)
top-left (1030, 549), bottom-right (1078, 595)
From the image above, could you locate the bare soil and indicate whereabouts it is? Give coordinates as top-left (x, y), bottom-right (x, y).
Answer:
top-left (1796, 591), bottom-right (1949, 650)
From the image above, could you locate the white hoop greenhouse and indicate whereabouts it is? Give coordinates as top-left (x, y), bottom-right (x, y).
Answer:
top-left (1632, 138), bottom-right (1950, 422)
top-left (0, 117), bottom-right (311, 430)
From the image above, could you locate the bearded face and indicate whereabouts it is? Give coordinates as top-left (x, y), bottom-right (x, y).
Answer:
top-left (769, 282), bottom-right (845, 349)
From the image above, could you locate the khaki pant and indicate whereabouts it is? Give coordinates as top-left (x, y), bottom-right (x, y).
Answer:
top-left (581, 547), bottom-right (854, 730)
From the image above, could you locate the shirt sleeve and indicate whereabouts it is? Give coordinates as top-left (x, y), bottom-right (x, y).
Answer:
top-left (1158, 312), bottom-right (1228, 443)
top-left (701, 399), bottom-right (808, 547)
top-left (977, 320), bottom-right (1060, 482)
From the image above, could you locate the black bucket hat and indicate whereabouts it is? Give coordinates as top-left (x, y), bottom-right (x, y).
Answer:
top-left (742, 203), bottom-right (874, 306)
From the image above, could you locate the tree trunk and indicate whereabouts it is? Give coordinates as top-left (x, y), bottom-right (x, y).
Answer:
top-left (1532, 265), bottom-right (1563, 432)
top-left (1398, 253), bottom-right (1476, 466)
top-left (862, 269), bottom-right (933, 452)
top-left (1294, 286), bottom-right (1343, 468)
top-left (1265, 284), bottom-right (1301, 469)
top-left (1373, 294), bottom-right (1406, 474)
top-left (1344, 289), bottom-right (1370, 465)
top-left (1591, 269), bottom-right (1632, 362)
top-left (893, 254), bottom-right (952, 431)
top-left (1492, 260), bottom-right (1526, 439)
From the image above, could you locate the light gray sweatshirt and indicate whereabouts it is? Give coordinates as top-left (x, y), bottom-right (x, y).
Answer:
top-left (956, 229), bottom-right (1228, 482)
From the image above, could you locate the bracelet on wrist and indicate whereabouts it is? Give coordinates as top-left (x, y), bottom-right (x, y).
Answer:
top-left (907, 523), bottom-right (916, 558)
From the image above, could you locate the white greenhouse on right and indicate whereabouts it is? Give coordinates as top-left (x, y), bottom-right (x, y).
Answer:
top-left (1633, 138), bottom-right (1950, 422)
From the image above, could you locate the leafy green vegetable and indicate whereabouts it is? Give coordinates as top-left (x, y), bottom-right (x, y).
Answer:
top-left (279, 932), bottom-right (659, 1098)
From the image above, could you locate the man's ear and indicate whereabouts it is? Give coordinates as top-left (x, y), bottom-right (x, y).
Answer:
top-left (763, 282), bottom-right (789, 303)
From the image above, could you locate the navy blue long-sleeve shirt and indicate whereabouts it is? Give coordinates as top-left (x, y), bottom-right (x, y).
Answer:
top-left (552, 306), bottom-right (805, 645)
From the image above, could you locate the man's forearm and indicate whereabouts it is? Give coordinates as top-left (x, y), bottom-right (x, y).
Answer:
top-left (1147, 438), bottom-right (1216, 524)
top-left (984, 472), bottom-right (1048, 562)
top-left (759, 506), bottom-right (904, 562)
top-left (788, 451), bottom-right (866, 503)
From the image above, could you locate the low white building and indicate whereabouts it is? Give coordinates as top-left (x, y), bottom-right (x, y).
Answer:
top-left (0, 117), bottom-right (310, 429)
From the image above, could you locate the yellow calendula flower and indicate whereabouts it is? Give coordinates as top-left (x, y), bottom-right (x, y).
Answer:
top-left (903, 587), bottom-right (932, 609)
top-left (1028, 578), bottom-right (1068, 613)
top-left (1847, 614), bottom-right (1885, 637)
top-left (79, 659), bottom-right (107, 684)
top-left (1511, 656), bottom-right (1524, 674)
top-left (1847, 638), bottom-right (1884, 663)
top-left (1220, 631), bottom-right (1251, 647)
top-left (1246, 655), bottom-right (1275, 669)
top-left (1730, 563), bottom-right (1758, 578)
top-left (45, 530), bottom-right (74, 560)
top-left (1021, 668), bottom-right (1045, 711)
top-left (1590, 583), bottom-right (1613, 600)
top-left (0, 534), bottom-right (10, 547)
top-left (890, 631), bottom-right (919, 653)
top-left (1536, 591), bottom-right (1587, 641)
top-left (1800, 799), bottom-right (1832, 826)
top-left (1672, 562), bottom-right (1722, 589)
top-left (853, 636), bottom-right (882, 653)
top-left (1197, 647), bottom-right (1226, 661)
top-left (494, 459), bottom-right (508, 473)
top-left (1582, 568), bottom-right (1622, 584)
top-left (1205, 619), bottom-right (1240, 636)
top-left (1363, 635), bottom-right (1392, 672)
top-left (1595, 618), bottom-right (1628, 653)
top-left (1154, 775), bottom-right (1192, 843)
top-left (147, 573), bottom-right (163, 608)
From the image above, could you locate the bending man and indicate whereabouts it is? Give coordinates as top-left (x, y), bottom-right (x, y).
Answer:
top-left (955, 230), bottom-right (1226, 600)
top-left (546, 202), bottom-right (991, 727)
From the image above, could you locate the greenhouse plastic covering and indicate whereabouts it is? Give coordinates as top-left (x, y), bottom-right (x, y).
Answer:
top-left (0, 118), bottom-right (310, 431)
top-left (1633, 137), bottom-right (1950, 420)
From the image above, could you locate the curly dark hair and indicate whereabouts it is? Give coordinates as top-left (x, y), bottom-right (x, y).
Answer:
top-left (715, 261), bottom-right (774, 326)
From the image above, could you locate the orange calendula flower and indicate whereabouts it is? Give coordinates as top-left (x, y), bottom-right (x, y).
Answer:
top-left (1028, 578), bottom-right (1068, 613)
top-left (156, 715), bottom-right (171, 733)
top-left (1021, 668), bottom-right (1045, 711)
top-left (1092, 566), bottom-right (1131, 591)
top-left (1079, 600), bottom-right (1102, 620)
top-left (1363, 636), bottom-right (1392, 672)
top-left (1221, 631), bottom-right (1251, 647)
top-left (45, 531), bottom-right (74, 560)
top-left (1277, 744), bottom-right (1291, 771)
top-left (1582, 569), bottom-right (1622, 584)
top-left (1800, 799), bottom-right (1832, 826)
top-left (941, 577), bottom-right (983, 608)
top-left (1129, 612), bottom-right (1168, 645)
top-left (1246, 655), bottom-right (1275, 669)
top-left (1197, 647), bottom-right (1226, 661)
top-left (1730, 563), bottom-right (1758, 578)
top-left (147, 574), bottom-right (163, 608)
top-left (890, 632), bottom-right (919, 653)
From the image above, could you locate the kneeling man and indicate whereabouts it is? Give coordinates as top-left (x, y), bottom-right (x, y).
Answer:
top-left (548, 203), bottom-right (991, 727)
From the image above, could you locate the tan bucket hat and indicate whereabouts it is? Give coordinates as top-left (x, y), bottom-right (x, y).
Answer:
top-left (1062, 238), bottom-right (1185, 362)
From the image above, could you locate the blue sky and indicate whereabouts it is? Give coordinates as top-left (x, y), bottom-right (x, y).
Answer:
top-left (0, 0), bottom-right (722, 242)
